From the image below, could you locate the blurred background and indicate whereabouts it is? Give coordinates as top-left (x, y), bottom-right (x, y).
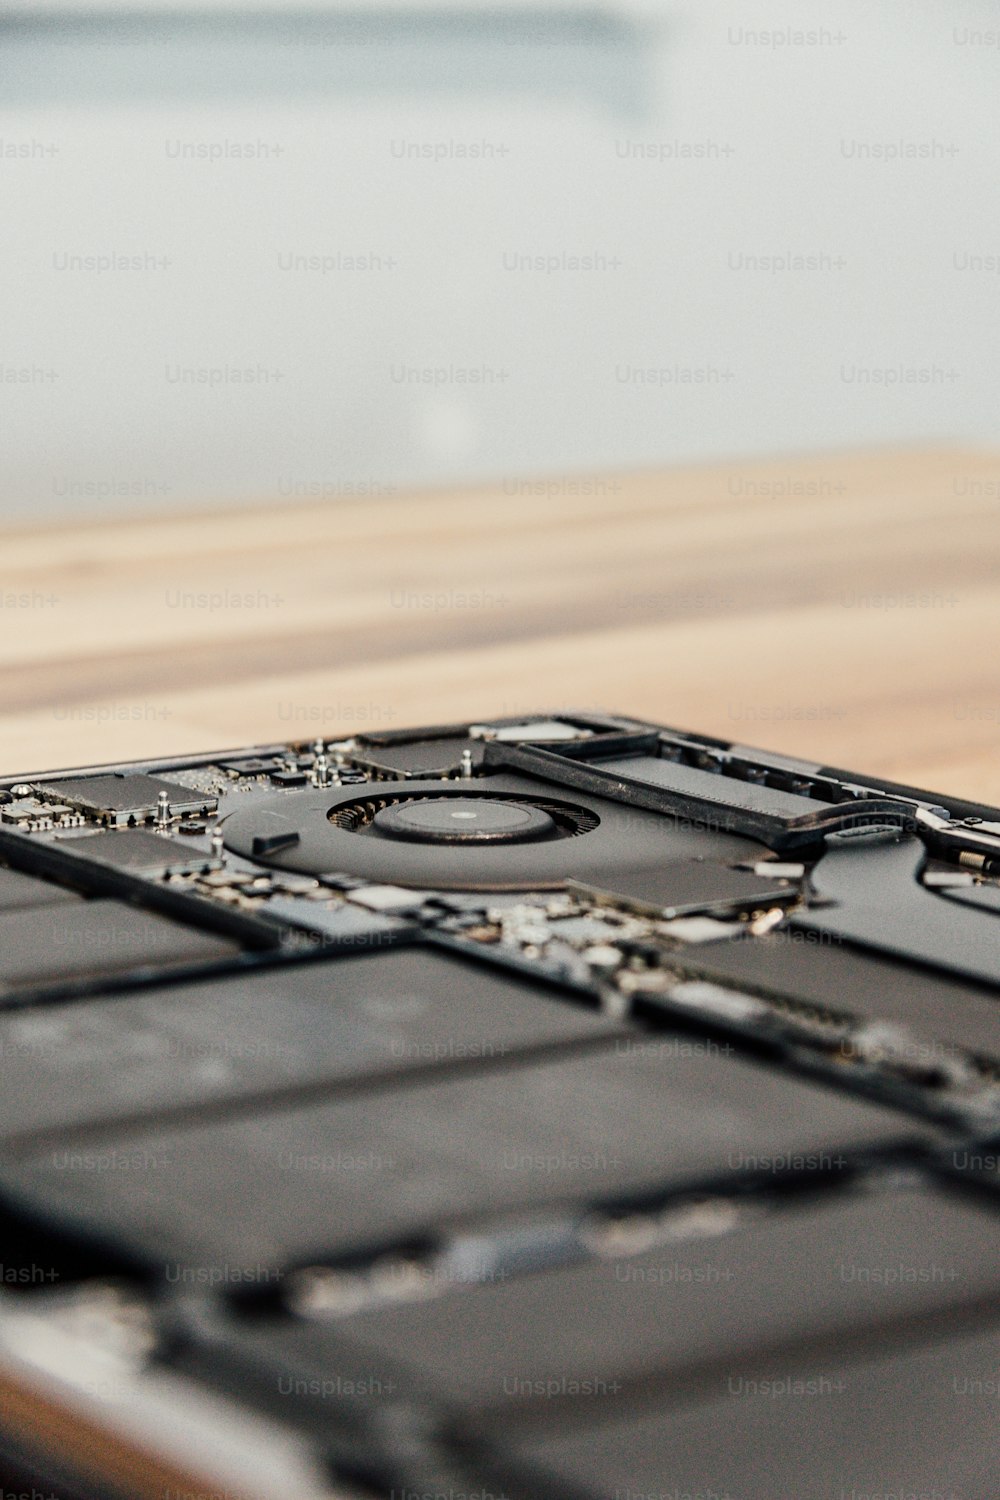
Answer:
top-left (4, 0), bottom-right (1000, 514)
top-left (2, 0), bottom-right (999, 792)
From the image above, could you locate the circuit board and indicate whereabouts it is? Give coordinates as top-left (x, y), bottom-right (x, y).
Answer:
top-left (0, 711), bottom-right (996, 1499)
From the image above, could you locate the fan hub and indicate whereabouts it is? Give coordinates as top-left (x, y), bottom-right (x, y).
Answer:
top-left (372, 796), bottom-right (557, 845)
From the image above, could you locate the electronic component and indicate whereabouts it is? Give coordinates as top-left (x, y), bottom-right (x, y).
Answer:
top-left (568, 857), bottom-right (798, 917)
top-left (218, 757), bottom-right (284, 776)
top-left (0, 710), bottom-right (998, 1500)
top-left (662, 923), bottom-right (1000, 1062)
top-left (348, 734), bottom-right (487, 778)
top-left (54, 828), bottom-right (222, 878)
top-left (343, 883), bottom-right (434, 913)
top-left (483, 733), bottom-right (926, 850)
top-left (221, 773), bottom-right (761, 890)
top-left (269, 768), bottom-right (309, 788)
top-left (0, 797), bottom-right (86, 831)
top-left (33, 773), bottom-right (217, 826)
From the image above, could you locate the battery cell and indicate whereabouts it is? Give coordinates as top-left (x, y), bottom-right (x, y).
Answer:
top-left (491, 1323), bottom-right (1000, 1500)
top-left (0, 1035), bottom-right (937, 1274)
top-left (0, 899), bottom-right (238, 1001)
top-left (233, 1180), bottom-right (999, 1414)
top-left (0, 946), bottom-right (624, 1140)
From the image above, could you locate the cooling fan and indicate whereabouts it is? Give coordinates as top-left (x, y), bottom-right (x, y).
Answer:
top-left (220, 771), bottom-right (758, 890)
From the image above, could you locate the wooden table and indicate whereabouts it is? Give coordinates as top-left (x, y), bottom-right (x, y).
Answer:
top-left (2, 447), bottom-right (999, 803)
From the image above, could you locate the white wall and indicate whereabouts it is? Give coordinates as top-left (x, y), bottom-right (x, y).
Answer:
top-left (2, 0), bottom-right (999, 518)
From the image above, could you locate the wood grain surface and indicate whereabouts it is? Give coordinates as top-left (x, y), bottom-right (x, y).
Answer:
top-left (2, 447), bottom-right (999, 802)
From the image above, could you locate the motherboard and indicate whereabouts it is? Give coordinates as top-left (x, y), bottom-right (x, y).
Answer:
top-left (0, 712), bottom-right (997, 1499)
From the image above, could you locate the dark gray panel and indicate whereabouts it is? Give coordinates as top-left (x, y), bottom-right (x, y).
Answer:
top-left (675, 928), bottom-right (1000, 1060)
top-left (246, 1182), bottom-right (1000, 1412)
top-left (0, 947), bottom-right (623, 1139)
top-left (942, 882), bottom-right (1000, 916)
top-left (496, 1326), bottom-right (1000, 1500)
top-left (0, 1041), bottom-right (935, 1273)
top-left (798, 837), bottom-right (1000, 987)
top-left (0, 865), bottom-right (82, 913)
top-left (0, 899), bottom-right (238, 999)
top-left (572, 858), bottom-right (795, 915)
top-left (599, 754), bottom-right (830, 818)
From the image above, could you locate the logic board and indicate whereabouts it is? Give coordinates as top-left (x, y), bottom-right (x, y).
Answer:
top-left (0, 711), bottom-right (997, 1500)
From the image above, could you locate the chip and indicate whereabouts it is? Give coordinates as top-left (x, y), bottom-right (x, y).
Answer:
top-left (350, 736), bottom-right (486, 778)
top-left (34, 774), bottom-right (217, 826)
top-left (56, 829), bottom-right (221, 878)
top-left (570, 858), bottom-right (796, 916)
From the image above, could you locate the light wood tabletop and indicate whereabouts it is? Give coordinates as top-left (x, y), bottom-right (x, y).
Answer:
top-left (2, 446), bottom-right (999, 802)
